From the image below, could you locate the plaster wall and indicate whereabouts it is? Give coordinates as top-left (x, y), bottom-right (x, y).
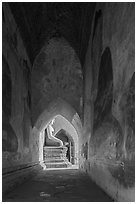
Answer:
top-left (2, 4), bottom-right (41, 195)
top-left (82, 3), bottom-right (135, 201)
top-left (2, 3), bottom-right (135, 201)
top-left (2, 3), bottom-right (34, 172)
top-left (31, 38), bottom-right (83, 125)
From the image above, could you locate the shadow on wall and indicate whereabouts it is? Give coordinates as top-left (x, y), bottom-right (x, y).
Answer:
top-left (90, 47), bottom-right (135, 189)
top-left (94, 47), bottom-right (113, 130)
top-left (2, 55), bottom-right (18, 153)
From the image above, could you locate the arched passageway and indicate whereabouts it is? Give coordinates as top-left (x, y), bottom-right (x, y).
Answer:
top-left (2, 3), bottom-right (134, 202)
top-left (40, 115), bottom-right (79, 169)
top-left (30, 37), bottom-right (83, 170)
top-left (31, 98), bottom-right (82, 169)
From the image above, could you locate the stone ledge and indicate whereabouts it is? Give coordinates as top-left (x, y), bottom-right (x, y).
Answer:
top-left (2, 162), bottom-right (38, 175)
top-left (2, 162), bottom-right (41, 197)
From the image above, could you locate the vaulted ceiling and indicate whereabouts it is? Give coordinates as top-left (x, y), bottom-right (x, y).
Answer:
top-left (9, 2), bottom-right (96, 67)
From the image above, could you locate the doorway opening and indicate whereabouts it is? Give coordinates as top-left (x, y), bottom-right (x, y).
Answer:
top-left (39, 114), bottom-right (80, 170)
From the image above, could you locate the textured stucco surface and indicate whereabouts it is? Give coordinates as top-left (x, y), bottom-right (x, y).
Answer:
top-left (2, 2), bottom-right (135, 202)
top-left (82, 2), bottom-right (135, 201)
top-left (31, 38), bottom-right (83, 125)
top-left (2, 3), bottom-right (33, 170)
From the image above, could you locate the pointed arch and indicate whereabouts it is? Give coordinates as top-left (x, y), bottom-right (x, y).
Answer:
top-left (32, 98), bottom-right (82, 167)
top-left (31, 37), bottom-right (83, 124)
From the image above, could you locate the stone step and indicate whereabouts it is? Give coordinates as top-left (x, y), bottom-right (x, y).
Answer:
top-left (44, 154), bottom-right (67, 158)
top-left (43, 146), bottom-right (68, 159)
top-left (44, 159), bottom-right (65, 163)
top-left (43, 150), bottom-right (67, 155)
top-left (44, 156), bottom-right (66, 161)
top-left (44, 162), bottom-right (68, 169)
top-left (43, 152), bottom-right (67, 156)
top-left (44, 152), bottom-right (66, 155)
top-left (43, 146), bottom-right (67, 151)
top-left (43, 146), bottom-right (71, 169)
top-left (44, 161), bottom-right (72, 169)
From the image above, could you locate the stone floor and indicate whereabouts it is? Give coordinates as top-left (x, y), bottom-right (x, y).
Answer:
top-left (3, 169), bottom-right (113, 202)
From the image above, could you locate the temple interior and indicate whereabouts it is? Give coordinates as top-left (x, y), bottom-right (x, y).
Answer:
top-left (2, 2), bottom-right (135, 202)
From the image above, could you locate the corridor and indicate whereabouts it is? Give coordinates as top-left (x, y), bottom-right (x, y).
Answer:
top-left (3, 169), bottom-right (113, 202)
top-left (2, 2), bottom-right (135, 202)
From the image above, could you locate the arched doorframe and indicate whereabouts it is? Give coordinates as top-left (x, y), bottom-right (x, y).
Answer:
top-left (32, 98), bottom-right (82, 167)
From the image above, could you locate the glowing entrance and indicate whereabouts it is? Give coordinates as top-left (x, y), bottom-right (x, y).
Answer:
top-left (32, 98), bottom-right (82, 170)
top-left (39, 115), bottom-right (79, 169)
